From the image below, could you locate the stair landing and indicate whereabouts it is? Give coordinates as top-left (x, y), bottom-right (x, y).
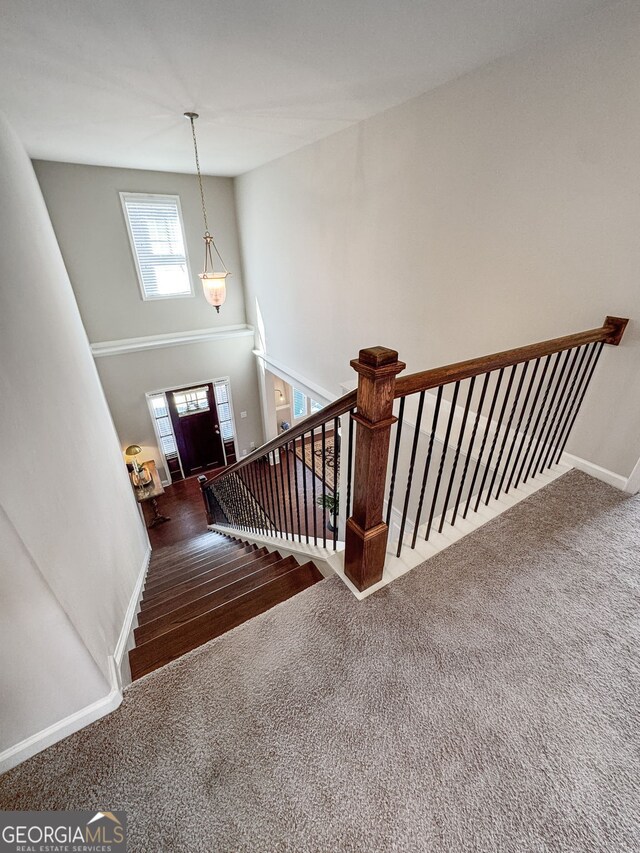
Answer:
top-left (129, 531), bottom-right (323, 680)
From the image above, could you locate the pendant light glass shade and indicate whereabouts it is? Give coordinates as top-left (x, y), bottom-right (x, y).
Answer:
top-left (200, 271), bottom-right (229, 310)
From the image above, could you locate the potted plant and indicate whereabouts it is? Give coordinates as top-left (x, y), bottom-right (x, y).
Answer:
top-left (316, 492), bottom-right (339, 533)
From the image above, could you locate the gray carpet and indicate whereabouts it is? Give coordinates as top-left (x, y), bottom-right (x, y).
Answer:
top-left (1, 470), bottom-right (638, 852)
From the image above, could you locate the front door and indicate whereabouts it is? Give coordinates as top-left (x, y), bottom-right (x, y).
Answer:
top-left (168, 384), bottom-right (225, 476)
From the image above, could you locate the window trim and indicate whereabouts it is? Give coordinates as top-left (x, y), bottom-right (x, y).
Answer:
top-left (120, 191), bottom-right (195, 302)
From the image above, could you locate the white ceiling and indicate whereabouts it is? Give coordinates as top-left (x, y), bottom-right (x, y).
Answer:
top-left (0, 0), bottom-right (612, 176)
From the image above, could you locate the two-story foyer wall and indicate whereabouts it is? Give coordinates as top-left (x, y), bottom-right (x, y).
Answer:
top-left (236, 1), bottom-right (640, 482)
top-left (34, 161), bottom-right (263, 478)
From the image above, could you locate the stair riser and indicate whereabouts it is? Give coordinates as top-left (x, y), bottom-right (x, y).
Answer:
top-left (138, 549), bottom-right (272, 617)
top-left (145, 543), bottom-right (253, 588)
top-left (149, 541), bottom-right (246, 576)
top-left (143, 547), bottom-right (255, 598)
top-left (130, 564), bottom-right (321, 680)
top-left (150, 534), bottom-right (229, 565)
top-left (135, 556), bottom-right (296, 644)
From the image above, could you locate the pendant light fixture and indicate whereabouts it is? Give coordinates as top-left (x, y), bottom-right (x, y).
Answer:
top-left (184, 111), bottom-right (230, 312)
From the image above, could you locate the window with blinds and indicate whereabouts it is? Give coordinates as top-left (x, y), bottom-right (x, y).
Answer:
top-left (150, 394), bottom-right (178, 457)
top-left (214, 380), bottom-right (235, 442)
top-left (293, 387), bottom-right (324, 419)
top-left (293, 388), bottom-right (307, 419)
top-left (120, 193), bottom-right (193, 300)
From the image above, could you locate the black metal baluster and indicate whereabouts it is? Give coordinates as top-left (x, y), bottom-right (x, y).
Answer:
top-left (277, 446), bottom-right (290, 540)
top-left (523, 350), bottom-right (570, 484)
top-left (505, 355), bottom-right (552, 493)
top-left (411, 387), bottom-right (443, 549)
top-left (267, 454), bottom-right (279, 535)
top-left (310, 427), bottom-right (318, 545)
top-left (300, 433), bottom-right (310, 543)
top-left (475, 363), bottom-right (518, 510)
top-left (527, 347), bottom-right (575, 480)
top-left (231, 474), bottom-right (241, 529)
top-left (553, 342), bottom-right (604, 465)
top-left (292, 438), bottom-right (302, 543)
top-left (438, 377), bottom-right (476, 532)
top-left (321, 423), bottom-right (327, 548)
top-left (270, 450), bottom-right (284, 538)
top-left (488, 361), bottom-right (530, 502)
top-left (547, 343), bottom-right (597, 469)
top-left (333, 415), bottom-right (340, 551)
top-left (284, 442), bottom-right (296, 541)
top-left (239, 470), bottom-right (253, 533)
top-left (396, 391), bottom-right (426, 555)
top-left (426, 382), bottom-right (460, 539)
top-left (451, 373), bottom-right (490, 525)
top-left (257, 458), bottom-right (270, 533)
top-left (514, 353), bottom-right (561, 489)
top-left (496, 359), bottom-right (540, 499)
top-left (540, 345), bottom-right (588, 472)
top-left (247, 464), bottom-right (259, 532)
top-left (345, 411), bottom-right (355, 520)
top-left (385, 396), bottom-right (406, 527)
top-left (463, 369), bottom-right (504, 518)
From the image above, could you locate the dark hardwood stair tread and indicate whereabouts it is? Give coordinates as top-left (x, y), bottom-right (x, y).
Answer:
top-left (142, 545), bottom-right (256, 598)
top-left (148, 540), bottom-right (249, 578)
top-left (150, 533), bottom-right (229, 565)
top-left (145, 545), bottom-right (254, 590)
top-left (138, 548), bottom-right (273, 615)
top-left (135, 555), bottom-right (300, 644)
top-left (130, 561), bottom-right (323, 680)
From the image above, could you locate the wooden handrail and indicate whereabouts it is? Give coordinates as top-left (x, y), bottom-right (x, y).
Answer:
top-left (394, 316), bottom-right (628, 399)
top-left (203, 388), bottom-right (357, 485)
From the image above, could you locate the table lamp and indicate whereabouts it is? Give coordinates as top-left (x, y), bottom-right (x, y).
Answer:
top-left (125, 445), bottom-right (142, 473)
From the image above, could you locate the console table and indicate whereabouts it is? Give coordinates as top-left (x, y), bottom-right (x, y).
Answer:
top-left (132, 460), bottom-right (171, 528)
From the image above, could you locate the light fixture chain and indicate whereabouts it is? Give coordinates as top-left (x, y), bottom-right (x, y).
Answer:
top-left (189, 115), bottom-right (209, 235)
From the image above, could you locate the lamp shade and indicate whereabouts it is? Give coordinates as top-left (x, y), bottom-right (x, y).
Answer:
top-left (200, 271), bottom-right (228, 310)
top-left (124, 445), bottom-right (142, 457)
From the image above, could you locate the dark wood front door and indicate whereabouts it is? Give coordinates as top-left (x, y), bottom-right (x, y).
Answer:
top-left (168, 384), bottom-right (225, 476)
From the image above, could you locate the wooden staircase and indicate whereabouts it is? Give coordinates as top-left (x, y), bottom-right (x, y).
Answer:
top-left (129, 531), bottom-right (323, 680)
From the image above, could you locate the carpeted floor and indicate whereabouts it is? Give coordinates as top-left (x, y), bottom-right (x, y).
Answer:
top-left (1, 470), bottom-right (638, 852)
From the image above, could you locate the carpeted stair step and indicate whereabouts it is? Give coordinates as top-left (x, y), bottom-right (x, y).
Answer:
top-left (142, 545), bottom-right (256, 600)
top-left (129, 560), bottom-right (323, 680)
top-left (144, 542), bottom-right (254, 588)
top-left (134, 554), bottom-right (302, 645)
top-left (137, 548), bottom-right (275, 623)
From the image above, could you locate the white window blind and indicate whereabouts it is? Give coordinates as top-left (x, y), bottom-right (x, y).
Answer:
top-left (293, 388), bottom-right (307, 419)
top-left (214, 380), bottom-right (235, 442)
top-left (120, 193), bottom-right (193, 300)
top-left (150, 394), bottom-right (178, 457)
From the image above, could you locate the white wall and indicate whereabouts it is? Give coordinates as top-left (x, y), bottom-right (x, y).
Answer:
top-left (0, 113), bottom-right (148, 760)
top-left (33, 160), bottom-right (264, 470)
top-left (0, 508), bottom-right (108, 753)
top-left (236, 1), bottom-right (640, 479)
top-left (95, 335), bottom-right (264, 479)
top-left (33, 161), bottom-right (247, 342)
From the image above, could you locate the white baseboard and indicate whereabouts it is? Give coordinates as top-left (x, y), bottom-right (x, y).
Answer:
top-left (561, 452), bottom-right (629, 492)
top-left (0, 546), bottom-right (151, 775)
top-left (332, 464), bottom-right (571, 600)
top-left (112, 544), bottom-right (151, 690)
top-left (210, 524), bottom-right (341, 577)
top-left (624, 457), bottom-right (640, 495)
top-left (0, 685), bottom-right (122, 776)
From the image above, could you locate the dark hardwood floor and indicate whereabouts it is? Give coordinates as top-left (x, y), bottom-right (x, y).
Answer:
top-left (145, 451), bottom-right (334, 549)
top-left (144, 475), bottom-right (210, 549)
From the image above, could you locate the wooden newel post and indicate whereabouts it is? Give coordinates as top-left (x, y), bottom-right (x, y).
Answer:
top-left (198, 475), bottom-right (213, 525)
top-left (344, 346), bottom-right (406, 591)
